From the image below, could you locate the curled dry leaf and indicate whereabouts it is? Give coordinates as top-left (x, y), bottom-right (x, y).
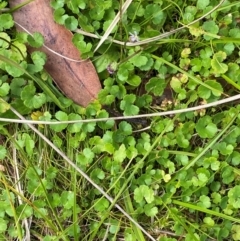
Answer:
top-left (9, 0), bottom-right (101, 107)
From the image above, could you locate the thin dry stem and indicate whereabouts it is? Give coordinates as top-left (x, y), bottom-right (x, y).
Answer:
top-left (93, 0), bottom-right (133, 52)
top-left (2, 93), bottom-right (240, 125)
top-left (79, 0), bottom-right (225, 47)
top-left (12, 140), bottom-right (31, 241)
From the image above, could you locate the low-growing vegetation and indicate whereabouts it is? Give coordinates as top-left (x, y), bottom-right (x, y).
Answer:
top-left (1, 0), bottom-right (240, 240)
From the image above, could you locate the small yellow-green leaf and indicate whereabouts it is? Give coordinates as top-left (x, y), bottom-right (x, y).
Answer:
top-left (170, 76), bottom-right (182, 92)
top-left (0, 32), bottom-right (10, 48)
top-left (211, 51), bottom-right (228, 74)
top-left (113, 144), bottom-right (126, 163)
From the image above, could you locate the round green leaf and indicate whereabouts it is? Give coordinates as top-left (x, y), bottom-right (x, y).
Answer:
top-left (65, 16), bottom-right (78, 30)
top-left (196, 116), bottom-right (218, 138)
top-left (126, 75), bottom-right (141, 87)
top-left (27, 32), bottom-right (44, 48)
top-left (0, 14), bottom-right (14, 31)
top-left (145, 77), bottom-right (167, 96)
top-left (0, 218), bottom-right (7, 233)
top-left (228, 186), bottom-right (240, 209)
top-left (197, 0), bottom-right (210, 10)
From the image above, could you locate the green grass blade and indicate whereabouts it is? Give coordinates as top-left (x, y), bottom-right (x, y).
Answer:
top-left (173, 200), bottom-right (240, 223)
top-left (124, 190), bottom-right (146, 241)
top-left (222, 74), bottom-right (240, 91)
